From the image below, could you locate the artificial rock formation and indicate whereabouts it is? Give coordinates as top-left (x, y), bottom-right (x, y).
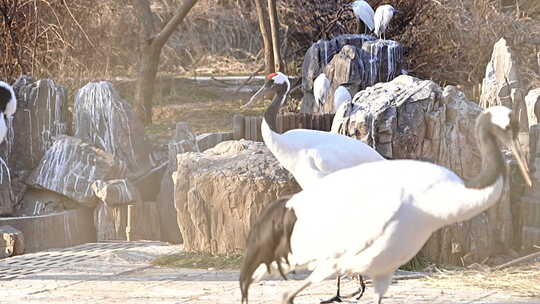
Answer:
top-left (301, 34), bottom-right (404, 114)
top-left (479, 38), bottom-right (528, 130)
top-left (27, 136), bottom-right (127, 207)
top-left (73, 82), bottom-right (150, 177)
top-left (332, 75), bottom-right (516, 265)
top-left (525, 88), bottom-right (540, 127)
top-left (0, 76), bottom-right (70, 214)
top-left (173, 140), bottom-right (300, 254)
top-left (157, 122), bottom-right (200, 244)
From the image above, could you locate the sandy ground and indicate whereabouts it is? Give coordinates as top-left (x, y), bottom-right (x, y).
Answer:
top-left (0, 241), bottom-right (538, 304)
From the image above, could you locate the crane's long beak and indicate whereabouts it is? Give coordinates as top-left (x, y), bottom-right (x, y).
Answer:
top-left (510, 138), bottom-right (532, 187)
top-left (242, 82), bottom-right (272, 109)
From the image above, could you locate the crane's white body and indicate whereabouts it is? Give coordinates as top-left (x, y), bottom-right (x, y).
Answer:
top-left (0, 81), bottom-right (17, 118)
top-left (284, 159), bottom-right (503, 301)
top-left (313, 73), bottom-right (330, 107)
top-left (333, 86), bottom-right (352, 112)
top-left (262, 120), bottom-right (384, 189)
top-left (374, 5), bottom-right (396, 39)
top-left (351, 0), bottom-right (375, 31)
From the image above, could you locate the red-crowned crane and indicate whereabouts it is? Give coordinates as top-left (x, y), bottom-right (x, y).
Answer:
top-left (374, 5), bottom-right (398, 40)
top-left (240, 106), bottom-right (531, 304)
top-left (243, 72), bottom-right (384, 189)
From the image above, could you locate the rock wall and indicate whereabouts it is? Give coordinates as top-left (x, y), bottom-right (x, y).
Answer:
top-left (332, 75), bottom-right (517, 265)
top-left (173, 140), bottom-right (300, 254)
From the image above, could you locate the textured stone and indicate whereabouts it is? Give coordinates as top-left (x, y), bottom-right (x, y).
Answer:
top-left (73, 81), bottom-right (150, 177)
top-left (173, 140), bottom-right (300, 254)
top-left (0, 225), bottom-right (24, 258)
top-left (27, 136), bottom-right (127, 207)
top-left (92, 179), bottom-right (141, 206)
top-left (525, 88), bottom-right (540, 127)
top-left (332, 75), bottom-right (516, 265)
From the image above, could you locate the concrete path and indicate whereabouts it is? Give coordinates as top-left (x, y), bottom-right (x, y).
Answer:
top-left (0, 241), bottom-right (537, 304)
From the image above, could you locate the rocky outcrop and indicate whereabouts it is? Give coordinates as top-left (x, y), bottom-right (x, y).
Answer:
top-left (332, 75), bottom-right (517, 265)
top-left (301, 35), bottom-right (404, 114)
top-left (479, 38), bottom-right (528, 130)
top-left (26, 136), bottom-right (127, 207)
top-left (0, 77), bottom-right (70, 214)
top-left (0, 225), bottom-right (24, 258)
top-left (525, 88), bottom-right (540, 127)
top-left (157, 122), bottom-right (199, 244)
top-left (173, 140), bottom-right (300, 254)
top-left (73, 82), bottom-right (150, 177)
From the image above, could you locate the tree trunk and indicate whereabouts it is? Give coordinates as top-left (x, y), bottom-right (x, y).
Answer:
top-left (267, 0), bottom-right (282, 72)
top-left (133, 0), bottom-right (199, 124)
top-left (254, 0), bottom-right (274, 75)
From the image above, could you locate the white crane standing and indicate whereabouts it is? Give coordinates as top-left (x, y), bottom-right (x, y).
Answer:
top-left (240, 106), bottom-right (532, 304)
top-left (333, 84), bottom-right (353, 113)
top-left (245, 73), bottom-right (380, 302)
top-left (374, 4), bottom-right (398, 40)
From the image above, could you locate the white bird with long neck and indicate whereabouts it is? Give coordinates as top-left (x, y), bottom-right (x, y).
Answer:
top-left (333, 84), bottom-right (353, 113)
top-left (244, 72), bottom-right (383, 302)
top-left (240, 106), bottom-right (532, 304)
top-left (243, 72), bottom-right (384, 190)
top-left (374, 4), bottom-right (398, 40)
top-left (350, 0), bottom-right (375, 34)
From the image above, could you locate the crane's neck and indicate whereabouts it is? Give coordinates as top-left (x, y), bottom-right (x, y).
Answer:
top-left (263, 84), bottom-right (289, 133)
top-left (435, 121), bottom-right (506, 225)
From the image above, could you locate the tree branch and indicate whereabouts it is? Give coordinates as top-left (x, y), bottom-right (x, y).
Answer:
top-left (154, 0), bottom-right (198, 48)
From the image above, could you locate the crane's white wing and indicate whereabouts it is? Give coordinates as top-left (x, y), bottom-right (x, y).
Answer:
top-left (352, 0), bottom-right (375, 30)
top-left (313, 74), bottom-right (330, 106)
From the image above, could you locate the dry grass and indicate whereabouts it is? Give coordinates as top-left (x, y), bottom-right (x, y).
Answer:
top-left (151, 251), bottom-right (243, 269)
top-left (423, 262), bottom-right (540, 297)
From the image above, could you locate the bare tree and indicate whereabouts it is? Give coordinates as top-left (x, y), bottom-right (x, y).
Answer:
top-left (132, 0), bottom-right (199, 124)
top-left (254, 0), bottom-right (274, 75)
top-left (267, 0), bottom-right (282, 72)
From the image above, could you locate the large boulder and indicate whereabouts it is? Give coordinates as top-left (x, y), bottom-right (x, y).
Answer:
top-left (479, 38), bottom-right (528, 130)
top-left (332, 75), bottom-right (517, 265)
top-left (0, 161), bottom-right (13, 215)
top-left (157, 122), bottom-right (199, 244)
top-left (301, 35), bottom-right (404, 114)
top-left (0, 77), bottom-right (70, 214)
top-left (173, 140), bottom-right (300, 254)
top-left (73, 82), bottom-right (150, 177)
top-left (26, 136), bottom-right (127, 207)
top-left (525, 88), bottom-right (540, 127)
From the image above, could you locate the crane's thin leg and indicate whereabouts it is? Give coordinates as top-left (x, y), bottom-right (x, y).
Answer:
top-left (284, 262), bottom-right (336, 304)
top-left (320, 277), bottom-right (342, 303)
top-left (339, 274), bottom-right (365, 300)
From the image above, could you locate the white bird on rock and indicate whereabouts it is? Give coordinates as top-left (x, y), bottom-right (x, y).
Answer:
top-left (350, 0), bottom-right (375, 34)
top-left (333, 84), bottom-right (353, 113)
top-left (240, 106), bottom-right (531, 304)
top-left (374, 4), bottom-right (398, 40)
top-left (244, 72), bottom-right (384, 303)
top-left (313, 73), bottom-right (330, 109)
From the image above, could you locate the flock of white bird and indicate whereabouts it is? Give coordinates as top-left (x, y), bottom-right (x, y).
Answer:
top-left (314, 0), bottom-right (398, 113)
top-left (238, 2), bottom-right (533, 303)
top-left (0, 81), bottom-right (17, 145)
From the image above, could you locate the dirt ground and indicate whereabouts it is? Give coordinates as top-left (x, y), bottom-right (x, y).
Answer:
top-left (1, 241), bottom-right (538, 304)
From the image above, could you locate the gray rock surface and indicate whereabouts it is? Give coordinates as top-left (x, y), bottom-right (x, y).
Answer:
top-left (26, 136), bottom-right (127, 207)
top-left (479, 38), bottom-right (528, 130)
top-left (92, 179), bottom-right (142, 206)
top-left (157, 122), bottom-right (199, 244)
top-left (173, 140), bottom-right (300, 254)
top-left (73, 82), bottom-right (150, 177)
top-left (525, 88), bottom-right (540, 127)
top-left (301, 35), bottom-right (404, 114)
top-left (0, 225), bottom-right (24, 258)
top-left (332, 75), bottom-right (516, 265)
